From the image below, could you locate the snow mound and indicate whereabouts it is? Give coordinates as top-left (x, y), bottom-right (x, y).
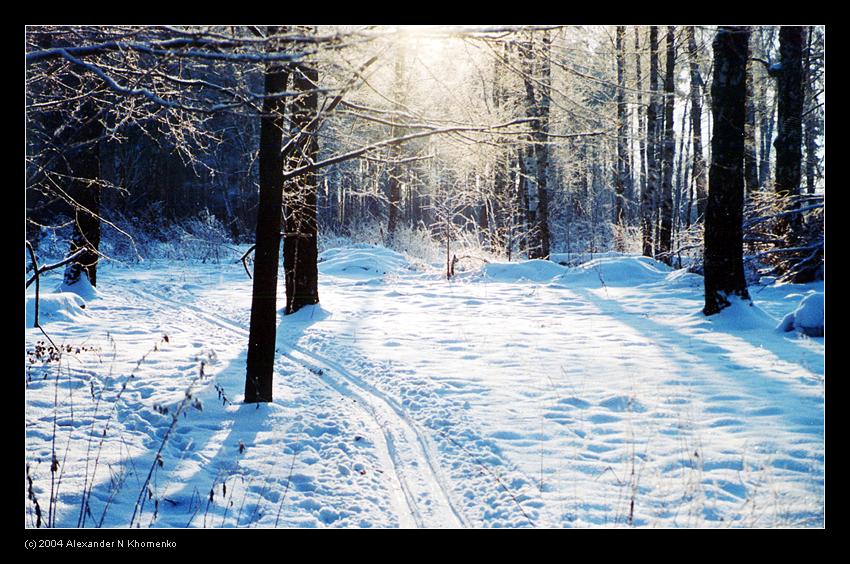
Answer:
top-left (777, 292), bottom-right (824, 337)
top-left (665, 267), bottom-right (703, 288)
top-left (318, 245), bottom-right (416, 280)
top-left (281, 303), bottom-right (331, 324)
top-left (25, 292), bottom-right (88, 326)
top-left (56, 273), bottom-right (99, 300)
top-left (550, 251), bottom-right (626, 266)
top-left (557, 255), bottom-right (670, 287)
top-left (482, 255), bottom-right (677, 287)
top-left (706, 296), bottom-right (778, 331)
top-left (483, 259), bottom-right (568, 283)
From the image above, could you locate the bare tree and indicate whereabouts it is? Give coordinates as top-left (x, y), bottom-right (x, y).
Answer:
top-left (703, 26), bottom-right (751, 316)
top-left (614, 26), bottom-right (631, 242)
top-left (686, 26), bottom-right (708, 222)
top-left (657, 26), bottom-right (676, 264)
top-left (773, 26), bottom-right (805, 240)
top-left (642, 27), bottom-right (661, 258)
top-left (284, 61), bottom-right (321, 315)
top-left (244, 27), bottom-right (290, 404)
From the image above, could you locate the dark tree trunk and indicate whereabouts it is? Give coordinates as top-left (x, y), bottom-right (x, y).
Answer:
top-left (681, 109), bottom-right (693, 229)
top-left (521, 32), bottom-right (552, 260)
top-left (533, 34), bottom-right (552, 261)
top-left (614, 26), bottom-right (630, 234)
top-left (62, 93), bottom-right (104, 288)
top-left (759, 96), bottom-right (777, 188)
top-left (803, 105), bottom-right (817, 195)
top-left (703, 26), bottom-right (751, 316)
top-left (386, 49), bottom-right (406, 239)
top-left (518, 144), bottom-right (532, 256)
top-left (802, 26), bottom-right (822, 195)
top-left (284, 63), bottom-right (321, 315)
top-left (657, 26), bottom-right (676, 264)
top-left (492, 155), bottom-right (509, 253)
top-left (386, 157), bottom-right (402, 238)
top-left (479, 183), bottom-right (490, 246)
top-left (642, 27), bottom-right (660, 258)
top-left (774, 26), bottom-right (804, 198)
top-left (674, 98), bottom-right (689, 239)
top-left (63, 143), bottom-right (102, 287)
top-left (245, 28), bottom-right (289, 404)
top-left (687, 26), bottom-right (708, 222)
top-left (774, 26), bottom-right (804, 236)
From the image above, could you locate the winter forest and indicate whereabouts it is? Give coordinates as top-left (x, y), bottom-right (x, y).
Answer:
top-left (25, 25), bottom-right (825, 530)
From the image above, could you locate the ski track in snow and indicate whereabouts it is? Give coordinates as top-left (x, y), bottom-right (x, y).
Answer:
top-left (121, 283), bottom-right (467, 529)
top-left (24, 249), bottom-right (825, 528)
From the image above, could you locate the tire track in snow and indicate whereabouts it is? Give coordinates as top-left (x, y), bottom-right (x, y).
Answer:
top-left (122, 285), bottom-right (467, 528)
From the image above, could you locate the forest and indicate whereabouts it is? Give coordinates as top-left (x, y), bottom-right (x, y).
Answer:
top-left (25, 25), bottom-right (824, 530)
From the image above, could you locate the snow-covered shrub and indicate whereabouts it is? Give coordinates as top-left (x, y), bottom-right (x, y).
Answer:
top-left (388, 225), bottom-right (445, 266)
top-left (777, 292), bottom-right (824, 337)
top-left (170, 209), bottom-right (232, 263)
top-left (744, 190), bottom-right (824, 283)
top-left (100, 207), bottom-right (235, 263)
top-left (98, 204), bottom-right (164, 261)
top-left (611, 223), bottom-right (644, 255)
top-left (674, 223), bottom-right (705, 275)
top-left (321, 221), bottom-right (445, 266)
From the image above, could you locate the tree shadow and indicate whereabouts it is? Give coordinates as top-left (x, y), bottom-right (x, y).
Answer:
top-left (573, 283), bottom-right (823, 422)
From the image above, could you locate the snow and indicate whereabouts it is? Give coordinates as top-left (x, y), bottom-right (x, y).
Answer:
top-left (56, 271), bottom-right (99, 300)
top-left (777, 292), bottom-right (824, 337)
top-left (318, 244), bottom-right (420, 280)
top-left (25, 291), bottom-right (88, 327)
top-left (562, 255), bottom-right (672, 286)
top-left (25, 246), bottom-right (824, 528)
top-left (483, 259), bottom-right (567, 283)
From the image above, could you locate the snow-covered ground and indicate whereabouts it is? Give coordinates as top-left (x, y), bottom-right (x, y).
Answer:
top-left (25, 245), bottom-right (824, 528)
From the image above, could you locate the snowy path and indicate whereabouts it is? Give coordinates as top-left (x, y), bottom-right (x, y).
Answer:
top-left (289, 259), bottom-right (824, 527)
top-left (123, 283), bottom-right (466, 528)
top-left (25, 248), bottom-right (824, 528)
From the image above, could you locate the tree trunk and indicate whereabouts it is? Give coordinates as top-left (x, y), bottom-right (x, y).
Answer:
top-left (774, 26), bottom-right (804, 236)
top-left (520, 31), bottom-right (552, 260)
top-left (744, 35), bottom-right (760, 193)
top-left (703, 26), bottom-right (751, 316)
top-left (614, 26), bottom-right (630, 236)
top-left (284, 62), bottom-right (321, 315)
top-left (386, 49), bottom-right (406, 239)
top-left (657, 26), bottom-right (676, 264)
top-left (686, 26), bottom-right (708, 223)
top-left (245, 27), bottom-right (289, 404)
top-left (62, 93), bottom-right (104, 288)
top-left (802, 26), bottom-right (822, 195)
top-left (674, 97), bottom-right (689, 240)
top-left (534, 32), bottom-right (552, 260)
top-left (642, 27), bottom-right (660, 258)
